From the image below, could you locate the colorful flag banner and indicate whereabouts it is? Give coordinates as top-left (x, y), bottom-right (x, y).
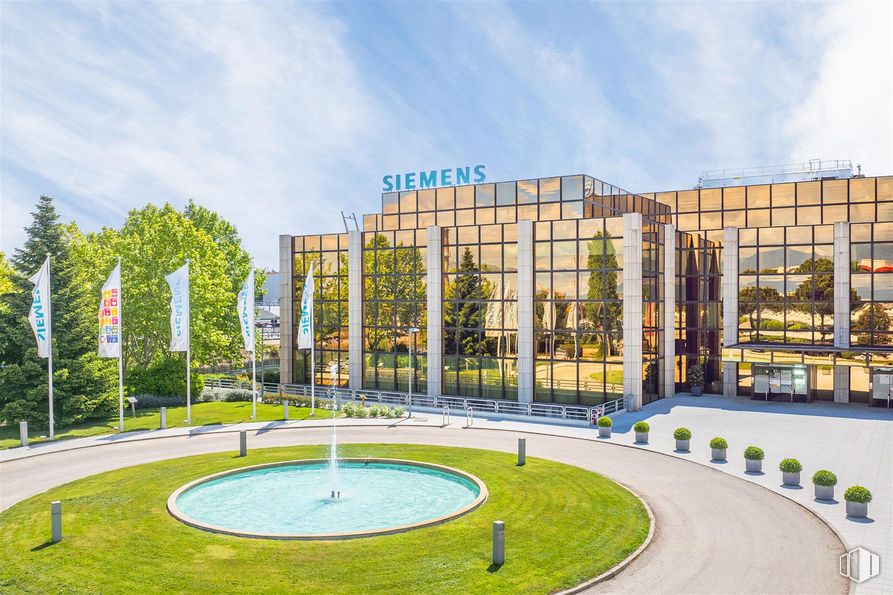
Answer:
top-left (165, 263), bottom-right (190, 351)
top-left (98, 263), bottom-right (122, 358)
top-left (237, 269), bottom-right (255, 353)
top-left (28, 256), bottom-right (52, 358)
top-left (297, 263), bottom-right (314, 350)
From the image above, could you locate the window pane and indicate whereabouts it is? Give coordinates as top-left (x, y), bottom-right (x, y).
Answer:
top-left (723, 187), bottom-right (745, 209)
top-left (747, 185), bottom-right (770, 208)
top-left (823, 179), bottom-right (847, 203)
top-left (418, 189), bottom-right (435, 211)
top-left (476, 184), bottom-right (495, 207)
top-left (456, 185), bottom-right (474, 208)
top-left (518, 180), bottom-right (538, 204)
top-left (562, 175), bottom-right (583, 201)
top-left (678, 190), bottom-right (698, 212)
top-left (496, 182), bottom-right (516, 206)
top-left (797, 181), bottom-right (821, 205)
top-left (822, 205), bottom-right (847, 224)
top-left (383, 192), bottom-right (398, 214)
top-left (850, 178), bottom-right (875, 202)
top-left (540, 178), bottom-right (561, 202)
top-left (701, 188), bottom-right (721, 210)
top-left (772, 183), bottom-right (795, 206)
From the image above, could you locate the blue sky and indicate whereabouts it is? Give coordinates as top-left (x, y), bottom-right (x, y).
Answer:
top-left (2, 1), bottom-right (891, 267)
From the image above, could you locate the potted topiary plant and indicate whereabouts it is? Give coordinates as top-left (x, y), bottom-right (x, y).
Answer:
top-left (597, 416), bottom-right (612, 438)
top-left (674, 427), bottom-right (691, 452)
top-left (744, 446), bottom-right (764, 473)
top-left (710, 437), bottom-right (728, 462)
top-left (844, 486), bottom-right (872, 518)
top-left (633, 421), bottom-right (650, 443)
top-left (779, 458), bottom-right (802, 486)
top-left (812, 470), bottom-right (837, 501)
top-left (688, 364), bottom-right (705, 396)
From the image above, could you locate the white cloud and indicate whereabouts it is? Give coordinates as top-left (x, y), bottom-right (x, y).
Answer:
top-left (785, 1), bottom-right (893, 174)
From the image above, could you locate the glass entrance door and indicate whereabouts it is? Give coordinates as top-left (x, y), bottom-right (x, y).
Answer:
top-left (871, 368), bottom-right (893, 407)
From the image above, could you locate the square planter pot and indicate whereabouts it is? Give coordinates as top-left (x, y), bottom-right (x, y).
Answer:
top-left (598, 426), bottom-right (611, 438)
top-left (691, 387), bottom-right (702, 396)
top-left (711, 448), bottom-right (727, 462)
top-left (635, 431), bottom-right (648, 444)
top-left (846, 500), bottom-right (869, 518)
top-left (782, 471), bottom-right (801, 486)
top-left (675, 439), bottom-right (690, 452)
top-left (814, 484), bottom-right (835, 501)
top-left (746, 459), bottom-right (762, 473)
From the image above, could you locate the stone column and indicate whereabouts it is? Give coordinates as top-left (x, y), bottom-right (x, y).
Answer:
top-left (348, 230), bottom-right (362, 390)
top-left (834, 222), bottom-right (850, 349)
top-left (622, 213), bottom-right (643, 412)
top-left (833, 366), bottom-right (850, 404)
top-left (661, 224), bottom-right (676, 398)
top-left (517, 220), bottom-right (534, 404)
top-left (722, 227), bottom-right (740, 397)
top-left (426, 226), bottom-right (443, 397)
top-left (279, 235), bottom-right (294, 385)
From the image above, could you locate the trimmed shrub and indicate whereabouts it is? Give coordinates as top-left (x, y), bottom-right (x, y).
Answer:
top-left (779, 458), bottom-right (802, 473)
top-left (633, 421), bottom-right (650, 433)
top-left (687, 365), bottom-right (704, 389)
top-left (393, 406), bottom-right (405, 417)
top-left (812, 470), bottom-right (837, 487)
top-left (710, 437), bottom-right (728, 449)
top-left (843, 486), bottom-right (872, 503)
top-left (673, 427), bottom-right (692, 440)
top-left (744, 446), bottom-right (764, 460)
top-left (127, 356), bottom-right (203, 399)
top-left (597, 416), bottom-right (613, 428)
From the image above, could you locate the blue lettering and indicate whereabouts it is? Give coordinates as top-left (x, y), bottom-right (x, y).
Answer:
top-left (382, 175), bottom-right (393, 192)
top-left (456, 167), bottom-right (470, 185)
top-left (395, 174), bottom-right (402, 191)
top-left (420, 170), bottom-right (437, 188)
top-left (405, 172), bottom-right (416, 190)
top-left (474, 164), bottom-right (486, 183)
top-left (440, 169), bottom-right (452, 186)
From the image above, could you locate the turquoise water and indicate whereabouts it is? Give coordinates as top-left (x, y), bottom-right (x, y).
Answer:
top-left (175, 462), bottom-right (481, 535)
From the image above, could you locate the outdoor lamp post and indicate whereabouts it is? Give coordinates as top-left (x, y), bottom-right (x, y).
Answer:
top-left (408, 327), bottom-right (420, 418)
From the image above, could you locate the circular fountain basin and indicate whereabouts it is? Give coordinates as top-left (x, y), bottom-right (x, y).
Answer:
top-left (167, 458), bottom-right (487, 539)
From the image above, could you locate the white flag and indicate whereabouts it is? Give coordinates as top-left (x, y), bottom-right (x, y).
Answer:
top-left (28, 256), bottom-right (52, 358)
top-left (237, 269), bottom-right (255, 352)
top-left (98, 263), bottom-right (122, 358)
top-left (297, 263), bottom-right (314, 350)
top-left (165, 263), bottom-right (190, 352)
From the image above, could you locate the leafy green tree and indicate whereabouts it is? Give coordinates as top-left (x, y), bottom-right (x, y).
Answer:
top-left (71, 203), bottom-right (258, 370)
top-left (738, 286), bottom-right (783, 340)
top-left (0, 197), bottom-right (117, 427)
top-left (0, 252), bottom-right (13, 314)
top-left (445, 247), bottom-right (485, 355)
top-left (853, 304), bottom-right (892, 344)
top-left (584, 232), bottom-right (622, 356)
top-left (790, 258), bottom-right (860, 340)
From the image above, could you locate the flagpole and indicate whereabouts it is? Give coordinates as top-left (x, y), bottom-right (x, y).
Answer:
top-left (311, 302), bottom-right (316, 417)
top-left (251, 267), bottom-right (257, 420)
top-left (46, 253), bottom-right (54, 440)
top-left (186, 258), bottom-right (191, 426)
top-left (118, 256), bottom-right (124, 433)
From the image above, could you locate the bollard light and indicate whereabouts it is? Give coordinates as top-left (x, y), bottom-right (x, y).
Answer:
top-left (239, 430), bottom-right (247, 457)
top-left (160, 407), bottom-right (167, 430)
top-left (517, 438), bottom-right (526, 466)
top-left (51, 501), bottom-right (62, 543)
top-left (284, 400), bottom-right (290, 420)
top-left (20, 421), bottom-right (28, 447)
top-left (492, 520), bottom-right (505, 566)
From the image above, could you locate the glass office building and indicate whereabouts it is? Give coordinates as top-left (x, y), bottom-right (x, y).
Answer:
top-left (280, 162), bottom-right (891, 409)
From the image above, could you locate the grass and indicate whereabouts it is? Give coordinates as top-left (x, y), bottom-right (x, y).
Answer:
top-left (588, 370), bottom-right (625, 384)
top-left (0, 444), bottom-right (649, 594)
top-left (0, 401), bottom-right (333, 450)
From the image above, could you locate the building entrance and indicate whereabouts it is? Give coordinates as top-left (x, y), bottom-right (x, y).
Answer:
top-left (871, 368), bottom-right (893, 407)
top-left (752, 364), bottom-right (808, 402)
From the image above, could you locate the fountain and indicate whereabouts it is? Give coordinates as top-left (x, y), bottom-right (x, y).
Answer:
top-left (328, 361), bottom-right (340, 499)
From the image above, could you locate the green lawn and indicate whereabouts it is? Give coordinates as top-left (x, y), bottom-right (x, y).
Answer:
top-left (0, 444), bottom-right (649, 594)
top-left (0, 401), bottom-right (333, 450)
top-left (588, 370), bottom-right (625, 384)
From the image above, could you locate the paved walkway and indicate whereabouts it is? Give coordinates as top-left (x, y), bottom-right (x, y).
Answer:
top-left (1, 423), bottom-right (846, 594)
top-left (3, 394), bottom-right (890, 592)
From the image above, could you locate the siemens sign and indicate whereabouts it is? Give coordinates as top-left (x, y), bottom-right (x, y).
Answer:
top-left (382, 165), bottom-right (486, 192)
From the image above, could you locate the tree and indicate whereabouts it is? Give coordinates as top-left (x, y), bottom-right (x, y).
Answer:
top-left (444, 247), bottom-right (485, 356)
top-left (0, 197), bottom-right (117, 427)
top-left (853, 304), bottom-right (892, 344)
top-left (584, 232), bottom-right (622, 356)
top-left (71, 203), bottom-right (259, 370)
top-left (738, 286), bottom-right (783, 340)
top-left (790, 258), bottom-right (860, 340)
top-left (0, 252), bottom-right (13, 314)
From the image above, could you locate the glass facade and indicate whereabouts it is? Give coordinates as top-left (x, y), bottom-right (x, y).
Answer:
top-left (287, 170), bottom-right (892, 408)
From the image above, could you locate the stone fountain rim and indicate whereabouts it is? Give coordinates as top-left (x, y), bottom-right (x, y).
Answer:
top-left (166, 457), bottom-right (489, 540)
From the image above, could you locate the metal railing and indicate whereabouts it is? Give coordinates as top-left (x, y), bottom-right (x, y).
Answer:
top-left (204, 378), bottom-right (626, 424)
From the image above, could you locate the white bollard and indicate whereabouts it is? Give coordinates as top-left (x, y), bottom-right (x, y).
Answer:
top-left (20, 421), bottom-right (28, 447)
top-left (51, 501), bottom-right (62, 543)
top-left (284, 400), bottom-right (289, 420)
top-left (239, 430), bottom-right (247, 457)
top-left (492, 520), bottom-right (505, 566)
top-left (160, 407), bottom-right (167, 430)
top-left (517, 438), bottom-right (526, 466)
